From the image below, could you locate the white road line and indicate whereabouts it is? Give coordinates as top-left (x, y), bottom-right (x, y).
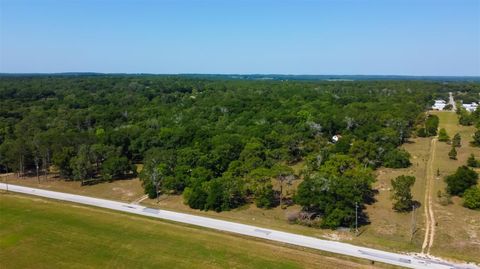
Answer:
top-left (1, 183), bottom-right (478, 269)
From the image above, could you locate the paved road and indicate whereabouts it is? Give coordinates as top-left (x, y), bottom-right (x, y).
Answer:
top-left (449, 92), bottom-right (456, 111)
top-left (1, 183), bottom-right (478, 269)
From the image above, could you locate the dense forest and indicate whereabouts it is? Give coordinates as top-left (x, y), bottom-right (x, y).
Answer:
top-left (1, 76), bottom-right (476, 227)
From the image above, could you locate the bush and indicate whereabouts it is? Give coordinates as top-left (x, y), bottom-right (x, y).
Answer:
top-left (437, 190), bottom-right (452, 206)
top-left (417, 128), bottom-right (427, 137)
top-left (383, 149), bottom-right (411, 168)
top-left (467, 154), bottom-right (479, 168)
top-left (286, 211), bottom-right (300, 223)
top-left (445, 166), bottom-right (478, 196)
top-left (101, 156), bottom-right (134, 181)
top-left (463, 187), bottom-right (480, 210)
top-left (452, 133), bottom-right (461, 147)
top-left (459, 113), bottom-right (474, 126)
top-left (438, 128), bottom-right (450, 142)
top-left (255, 183), bottom-right (277, 208)
top-left (425, 115), bottom-right (439, 136)
top-left (185, 184), bottom-right (208, 209)
top-left (144, 181), bottom-right (158, 199)
top-left (448, 146), bottom-right (457, 160)
top-left (472, 129), bottom-right (480, 147)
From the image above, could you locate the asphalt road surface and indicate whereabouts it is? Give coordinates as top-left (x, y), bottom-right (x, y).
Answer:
top-left (449, 92), bottom-right (456, 111)
top-left (1, 183), bottom-right (478, 269)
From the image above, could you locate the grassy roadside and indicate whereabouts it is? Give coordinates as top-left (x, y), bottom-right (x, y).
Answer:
top-left (0, 193), bottom-right (393, 269)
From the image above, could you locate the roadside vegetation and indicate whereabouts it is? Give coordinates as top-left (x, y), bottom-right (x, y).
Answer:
top-left (1, 76), bottom-right (479, 263)
top-left (0, 194), bottom-right (388, 269)
top-left (0, 76), bottom-right (445, 229)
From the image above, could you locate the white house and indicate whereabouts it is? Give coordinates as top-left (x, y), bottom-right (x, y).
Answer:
top-left (432, 100), bottom-right (446, 110)
top-left (462, 102), bottom-right (478, 112)
top-left (332, 134), bottom-right (342, 143)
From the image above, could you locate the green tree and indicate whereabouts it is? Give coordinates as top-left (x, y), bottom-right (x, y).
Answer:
top-left (53, 146), bottom-right (75, 178)
top-left (391, 175), bottom-right (416, 212)
top-left (140, 156), bottom-right (168, 200)
top-left (183, 184), bottom-right (208, 210)
top-left (295, 172), bottom-right (374, 228)
top-left (101, 155), bottom-right (135, 181)
top-left (383, 149), bottom-right (411, 168)
top-left (70, 145), bottom-right (94, 183)
top-left (472, 129), bottom-right (480, 147)
top-left (445, 166), bottom-right (478, 196)
top-left (295, 155), bottom-right (375, 228)
top-left (448, 146), bottom-right (457, 160)
top-left (425, 115), bottom-right (439, 136)
top-left (452, 133), bottom-right (461, 147)
top-left (463, 187), bottom-right (480, 210)
top-left (272, 164), bottom-right (294, 207)
top-left (349, 140), bottom-right (379, 168)
top-left (467, 154), bottom-right (479, 168)
top-left (254, 183), bottom-right (276, 208)
top-left (437, 128), bottom-right (450, 142)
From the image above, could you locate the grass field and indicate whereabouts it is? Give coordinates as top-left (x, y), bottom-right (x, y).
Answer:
top-left (428, 111), bottom-right (480, 262)
top-left (0, 193), bottom-right (391, 269)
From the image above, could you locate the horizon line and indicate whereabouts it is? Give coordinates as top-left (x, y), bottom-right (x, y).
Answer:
top-left (1, 72), bottom-right (480, 78)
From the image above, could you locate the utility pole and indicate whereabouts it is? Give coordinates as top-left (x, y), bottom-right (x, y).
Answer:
top-left (152, 168), bottom-right (159, 203)
top-left (410, 204), bottom-right (416, 242)
top-left (5, 173), bottom-right (8, 193)
top-left (355, 202), bottom-right (359, 236)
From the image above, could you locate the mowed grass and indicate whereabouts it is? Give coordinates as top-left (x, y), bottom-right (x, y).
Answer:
top-left (428, 111), bottom-right (480, 263)
top-left (0, 194), bottom-right (391, 269)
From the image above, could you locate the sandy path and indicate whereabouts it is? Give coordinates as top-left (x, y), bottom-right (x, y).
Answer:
top-left (422, 138), bottom-right (437, 255)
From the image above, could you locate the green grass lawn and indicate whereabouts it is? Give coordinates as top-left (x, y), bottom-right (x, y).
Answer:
top-left (0, 193), bottom-right (389, 269)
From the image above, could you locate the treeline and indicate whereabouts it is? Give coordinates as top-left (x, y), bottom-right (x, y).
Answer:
top-left (0, 76), bottom-right (457, 228)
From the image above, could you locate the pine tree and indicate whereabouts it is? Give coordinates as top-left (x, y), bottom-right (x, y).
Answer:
top-left (438, 128), bottom-right (450, 142)
top-left (452, 133), bottom-right (461, 147)
top-left (467, 154), bottom-right (478, 168)
top-left (448, 146), bottom-right (457, 160)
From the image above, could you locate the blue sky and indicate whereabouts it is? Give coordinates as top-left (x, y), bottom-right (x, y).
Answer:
top-left (1, 0), bottom-right (479, 75)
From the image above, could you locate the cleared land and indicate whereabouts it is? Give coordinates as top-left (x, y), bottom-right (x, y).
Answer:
top-left (428, 111), bottom-right (480, 262)
top-left (0, 193), bottom-right (390, 269)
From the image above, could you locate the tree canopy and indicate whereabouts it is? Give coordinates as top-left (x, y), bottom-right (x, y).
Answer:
top-left (0, 75), bottom-right (462, 226)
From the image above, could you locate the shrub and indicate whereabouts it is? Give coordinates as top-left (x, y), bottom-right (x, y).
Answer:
top-left (255, 183), bottom-right (277, 208)
top-left (467, 154), bottom-right (479, 168)
top-left (463, 187), bottom-right (480, 210)
top-left (472, 129), bottom-right (480, 147)
top-left (452, 133), bottom-right (461, 147)
top-left (425, 115), bottom-right (439, 136)
top-left (448, 146), bottom-right (457, 160)
top-left (383, 149), bottom-right (411, 168)
top-left (445, 166), bottom-right (478, 196)
top-left (286, 211), bottom-right (300, 223)
top-left (438, 128), bottom-right (450, 142)
top-left (437, 190), bottom-right (452, 206)
top-left (417, 128), bottom-right (427, 137)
